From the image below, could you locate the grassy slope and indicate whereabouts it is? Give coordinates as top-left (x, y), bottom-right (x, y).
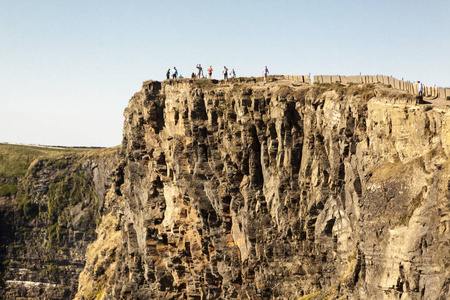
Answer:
top-left (0, 143), bottom-right (114, 178)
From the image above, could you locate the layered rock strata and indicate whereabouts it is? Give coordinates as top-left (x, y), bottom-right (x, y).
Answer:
top-left (0, 148), bottom-right (118, 299)
top-left (76, 78), bottom-right (450, 299)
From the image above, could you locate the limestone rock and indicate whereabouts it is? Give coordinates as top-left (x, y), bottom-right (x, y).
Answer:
top-left (76, 79), bottom-right (450, 299)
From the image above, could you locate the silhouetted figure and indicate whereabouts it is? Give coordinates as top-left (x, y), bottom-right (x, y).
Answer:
top-left (223, 66), bottom-right (228, 79)
top-left (172, 67), bottom-right (178, 79)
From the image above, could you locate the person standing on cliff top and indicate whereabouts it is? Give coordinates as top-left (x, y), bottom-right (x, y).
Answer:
top-left (223, 66), bottom-right (228, 80)
top-left (196, 64), bottom-right (203, 79)
top-left (207, 66), bottom-right (213, 79)
top-left (229, 68), bottom-right (236, 78)
top-left (166, 68), bottom-right (171, 80)
top-left (418, 81), bottom-right (424, 97)
top-left (172, 67), bottom-right (178, 79)
top-left (263, 66), bottom-right (269, 83)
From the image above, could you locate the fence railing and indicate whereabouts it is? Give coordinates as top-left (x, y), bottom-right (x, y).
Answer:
top-left (273, 75), bottom-right (311, 83)
top-left (312, 75), bottom-right (449, 99)
top-left (273, 74), bottom-right (448, 99)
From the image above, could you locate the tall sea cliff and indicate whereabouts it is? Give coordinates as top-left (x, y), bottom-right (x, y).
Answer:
top-left (78, 78), bottom-right (450, 299)
top-left (2, 77), bottom-right (450, 299)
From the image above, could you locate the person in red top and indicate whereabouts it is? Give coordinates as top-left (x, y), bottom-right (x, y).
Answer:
top-left (207, 66), bottom-right (213, 79)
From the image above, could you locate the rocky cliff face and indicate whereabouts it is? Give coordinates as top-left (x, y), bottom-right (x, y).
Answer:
top-left (0, 147), bottom-right (118, 299)
top-left (76, 78), bottom-right (450, 299)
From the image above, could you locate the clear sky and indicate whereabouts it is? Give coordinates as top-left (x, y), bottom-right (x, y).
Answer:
top-left (1, 0), bottom-right (449, 147)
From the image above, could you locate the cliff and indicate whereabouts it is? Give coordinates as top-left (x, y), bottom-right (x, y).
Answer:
top-left (74, 77), bottom-right (450, 299)
top-left (0, 145), bottom-right (119, 299)
top-left (2, 76), bottom-right (450, 300)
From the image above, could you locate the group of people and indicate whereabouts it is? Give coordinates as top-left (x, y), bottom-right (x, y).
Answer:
top-left (167, 67), bottom-right (180, 79)
top-left (213, 65), bottom-right (236, 80)
top-left (165, 68), bottom-right (425, 95)
top-left (166, 64), bottom-right (269, 81)
top-left (192, 64), bottom-right (237, 80)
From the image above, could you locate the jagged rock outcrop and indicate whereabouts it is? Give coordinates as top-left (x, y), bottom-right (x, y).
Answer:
top-left (76, 78), bottom-right (450, 299)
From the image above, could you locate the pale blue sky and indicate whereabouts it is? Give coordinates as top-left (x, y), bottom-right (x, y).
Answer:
top-left (1, 0), bottom-right (449, 147)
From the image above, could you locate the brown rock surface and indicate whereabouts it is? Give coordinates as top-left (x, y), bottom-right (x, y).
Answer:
top-left (75, 78), bottom-right (450, 299)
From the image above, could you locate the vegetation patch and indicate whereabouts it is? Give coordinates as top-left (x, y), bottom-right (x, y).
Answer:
top-left (374, 87), bottom-right (415, 102)
top-left (398, 191), bottom-right (424, 226)
top-left (310, 82), bottom-right (333, 98)
top-left (193, 80), bottom-right (217, 90)
top-left (47, 171), bottom-right (93, 221)
top-left (43, 263), bottom-right (62, 282)
top-left (16, 193), bottom-right (38, 219)
top-left (340, 248), bottom-right (359, 287)
top-left (308, 82), bottom-right (375, 100)
top-left (0, 143), bottom-right (92, 178)
top-left (0, 144), bottom-right (113, 262)
top-left (347, 251), bottom-right (357, 263)
top-left (347, 83), bottom-right (375, 101)
top-left (46, 169), bottom-right (98, 246)
top-left (292, 88), bottom-right (309, 100)
top-left (0, 184), bottom-right (18, 197)
top-left (298, 291), bottom-right (323, 300)
top-left (84, 274), bottom-right (108, 300)
top-left (0, 143), bottom-right (111, 298)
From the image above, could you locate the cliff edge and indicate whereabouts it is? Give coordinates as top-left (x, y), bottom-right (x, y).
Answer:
top-left (75, 78), bottom-right (450, 299)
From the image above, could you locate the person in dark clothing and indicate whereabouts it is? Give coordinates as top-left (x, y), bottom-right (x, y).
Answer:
top-left (223, 66), bottom-right (228, 80)
top-left (172, 67), bottom-right (178, 79)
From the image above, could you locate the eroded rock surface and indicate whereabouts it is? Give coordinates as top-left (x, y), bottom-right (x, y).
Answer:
top-left (76, 78), bottom-right (450, 299)
top-left (0, 147), bottom-right (119, 299)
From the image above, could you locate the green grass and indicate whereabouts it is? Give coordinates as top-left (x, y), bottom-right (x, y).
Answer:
top-left (0, 143), bottom-right (94, 178)
top-left (47, 171), bottom-right (93, 223)
top-left (0, 184), bottom-right (18, 197)
top-left (16, 193), bottom-right (38, 218)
